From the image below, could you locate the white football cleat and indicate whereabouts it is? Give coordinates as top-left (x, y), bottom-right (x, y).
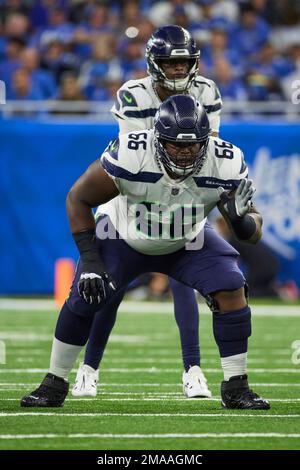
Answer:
top-left (182, 365), bottom-right (212, 398)
top-left (72, 363), bottom-right (99, 397)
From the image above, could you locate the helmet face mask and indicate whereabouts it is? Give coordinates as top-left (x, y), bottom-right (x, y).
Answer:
top-left (146, 25), bottom-right (200, 92)
top-left (154, 95), bottom-right (211, 178)
top-left (156, 138), bottom-right (209, 177)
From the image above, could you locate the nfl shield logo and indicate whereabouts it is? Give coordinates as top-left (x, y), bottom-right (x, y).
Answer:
top-left (171, 187), bottom-right (179, 196)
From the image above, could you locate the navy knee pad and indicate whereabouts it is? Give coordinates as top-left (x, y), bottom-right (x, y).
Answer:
top-left (213, 306), bottom-right (252, 358)
top-left (55, 302), bottom-right (94, 346)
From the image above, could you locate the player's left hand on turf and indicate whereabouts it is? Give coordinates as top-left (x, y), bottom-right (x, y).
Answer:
top-left (78, 272), bottom-right (117, 305)
top-left (217, 178), bottom-right (256, 219)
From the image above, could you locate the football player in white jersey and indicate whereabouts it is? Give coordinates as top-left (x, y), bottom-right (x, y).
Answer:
top-left (72, 25), bottom-right (222, 399)
top-left (21, 95), bottom-right (270, 410)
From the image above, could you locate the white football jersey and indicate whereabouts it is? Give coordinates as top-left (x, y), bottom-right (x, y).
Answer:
top-left (97, 130), bottom-right (248, 256)
top-left (111, 75), bottom-right (222, 135)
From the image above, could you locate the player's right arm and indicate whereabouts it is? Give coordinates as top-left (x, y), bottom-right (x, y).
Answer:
top-left (66, 160), bottom-right (119, 304)
top-left (67, 132), bottom-right (146, 304)
top-left (67, 160), bottom-right (119, 234)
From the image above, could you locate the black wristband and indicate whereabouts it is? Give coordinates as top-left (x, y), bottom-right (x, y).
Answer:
top-left (230, 214), bottom-right (256, 240)
top-left (73, 229), bottom-right (105, 274)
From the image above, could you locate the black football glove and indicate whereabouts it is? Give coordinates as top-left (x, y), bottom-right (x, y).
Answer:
top-left (77, 271), bottom-right (116, 305)
top-left (73, 229), bottom-right (117, 305)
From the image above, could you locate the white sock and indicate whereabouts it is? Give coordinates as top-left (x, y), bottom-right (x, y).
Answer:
top-left (49, 337), bottom-right (83, 380)
top-left (221, 352), bottom-right (247, 381)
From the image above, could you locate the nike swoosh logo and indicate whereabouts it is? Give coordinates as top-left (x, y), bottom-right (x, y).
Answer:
top-left (124, 93), bottom-right (133, 104)
top-left (28, 395), bottom-right (39, 400)
top-left (111, 141), bottom-right (117, 151)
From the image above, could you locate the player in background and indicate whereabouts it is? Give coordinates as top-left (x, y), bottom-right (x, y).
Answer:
top-left (21, 95), bottom-right (270, 410)
top-left (72, 25), bottom-right (222, 399)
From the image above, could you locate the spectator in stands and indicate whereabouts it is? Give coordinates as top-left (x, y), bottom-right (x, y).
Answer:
top-left (90, 76), bottom-right (123, 102)
top-left (69, 1), bottom-right (110, 26)
top-left (0, 37), bottom-right (25, 91)
top-left (244, 69), bottom-right (283, 101)
top-left (201, 27), bottom-right (242, 76)
top-left (172, 5), bottom-right (190, 30)
top-left (126, 58), bottom-right (147, 81)
top-left (248, 42), bottom-right (295, 80)
top-left (121, 0), bottom-right (143, 29)
top-left (212, 0), bottom-right (239, 23)
top-left (30, 7), bottom-right (74, 50)
top-left (8, 68), bottom-right (43, 100)
top-left (190, 0), bottom-right (234, 44)
top-left (50, 72), bottom-right (88, 115)
top-left (21, 47), bottom-right (57, 99)
top-left (133, 19), bottom-right (155, 44)
top-left (57, 72), bottom-right (86, 102)
top-left (79, 33), bottom-right (122, 100)
top-left (0, 1), bottom-right (29, 24)
top-left (148, 0), bottom-right (199, 28)
top-left (119, 37), bottom-right (145, 81)
top-left (0, 11), bottom-right (28, 64)
top-left (4, 12), bottom-right (29, 42)
top-left (40, 38), bottom-right (79, 84)
top-left (235, 3), bottom-right (270, 58)
top-left (28, 0), bottom-right (50, 30)
top-left (72, 2), bottom-right (115, 59)
top-left (212, 57), bottom-right (247, 99)
top-left (0, 0), bottom-right (298, 107)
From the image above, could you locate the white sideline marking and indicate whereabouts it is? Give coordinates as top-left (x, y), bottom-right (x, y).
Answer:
top-left (13, 357), bottom-right (282, 365)
top-left (1, 368), bottom-right (300, 374)
top-left (0, 332), bottom-right (147, 344)
top-left (0, 412), bottom-right (299, 418)
top-left (0, 298), bottom-right (300, 317)
top-left (0, 390), bottom-right (297, 397)
top-left (1, 382), bottom-right (300, 388)
top-left (1, 433), bottom-right (300, 440)
top-left (2, 397), bottom-right (300, 402)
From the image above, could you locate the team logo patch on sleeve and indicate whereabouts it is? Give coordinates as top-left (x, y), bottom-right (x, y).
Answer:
top-left (118, 90), bottom-right (138, 108)
top-left (107, 138), bottom-right (120, 160)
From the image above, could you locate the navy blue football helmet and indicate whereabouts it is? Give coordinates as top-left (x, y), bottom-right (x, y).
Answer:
top-left (146, 25), bottom-right (200, 92)
top-left (154, 95), bottom-right (211, 177)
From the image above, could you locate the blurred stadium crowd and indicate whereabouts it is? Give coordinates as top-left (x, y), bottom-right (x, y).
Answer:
top-left (0, 0), bottom-right (300, 103)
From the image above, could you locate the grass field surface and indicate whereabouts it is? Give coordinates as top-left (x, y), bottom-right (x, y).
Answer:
top-left (0, 298), bottom-right (300, 450)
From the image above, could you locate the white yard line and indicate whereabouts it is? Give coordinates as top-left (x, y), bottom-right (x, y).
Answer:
top-left (0, 412), bottom-right (299, 418)
top-left (1, 397), bottom-right (300, 402)
top-left (1, 433), bottom-right (300, 440)
top-left (0, 299), bottom-right (299, 317)
top-left (1, 382), bottom-right (300, 387)
top-left (0, 368), bottom-right (300, 373)
top-left (0, 332), bottom-right (147, 344)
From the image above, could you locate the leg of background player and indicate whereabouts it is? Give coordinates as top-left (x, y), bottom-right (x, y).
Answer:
top-left (71, 288), bottom-right (126, 397)
top-left (168, 277), bottom-right (211, 398)
top-left (168, 278), bottom-right (200, 371)
top-left (83, 288), bottom-right (126, 369)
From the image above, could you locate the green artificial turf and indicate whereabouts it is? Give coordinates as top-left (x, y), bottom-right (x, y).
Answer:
top-left (0, 301), bottom-right (300, 450)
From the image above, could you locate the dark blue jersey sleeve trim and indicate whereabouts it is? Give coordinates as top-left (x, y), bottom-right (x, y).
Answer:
top-left (123, 108), bottom-right (157, 119)
top-left (203, 103), bottom-right (222, 113)
top-left (101, 157), bottom-right (163, 183)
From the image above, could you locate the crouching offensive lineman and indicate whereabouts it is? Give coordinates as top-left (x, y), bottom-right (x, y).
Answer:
top-left (21, 95), bottom-right (270, 410)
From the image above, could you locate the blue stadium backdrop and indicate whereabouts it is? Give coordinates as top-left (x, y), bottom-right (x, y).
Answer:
top-left (0, 118), bottom-right (299, 294)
